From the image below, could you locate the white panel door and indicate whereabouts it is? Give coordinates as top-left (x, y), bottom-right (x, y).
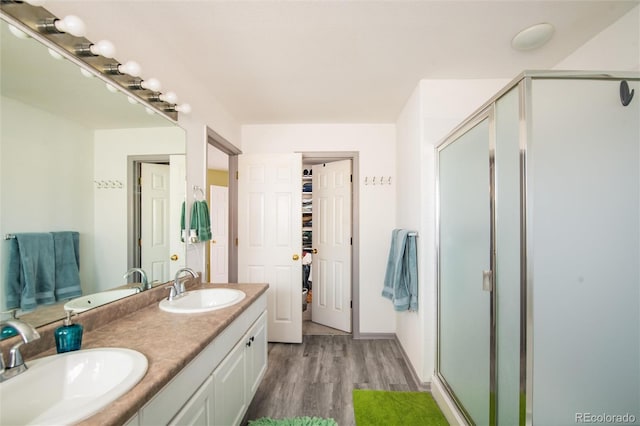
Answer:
top-left (238, 153), bottom-right (302, 343)
top-left (141, 163), bottom-right (170, 283)
top-left (311, 160), bottom-right (352, 332)
top-left (169, 155), bottom-right (186, 277)
top-left (209, 184), bottom-right (229, 283)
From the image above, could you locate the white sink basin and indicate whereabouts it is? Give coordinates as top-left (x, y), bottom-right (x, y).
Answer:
top-left (64, 288), bottom-right (139, 313)
top-left (0, 347), bottom-right (147, 425)
top-left (159, 288), bottom-right (246, 313)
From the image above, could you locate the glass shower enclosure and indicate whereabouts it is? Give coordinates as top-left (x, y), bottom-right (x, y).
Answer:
top-left (436, 72), bottom-right (640, 426)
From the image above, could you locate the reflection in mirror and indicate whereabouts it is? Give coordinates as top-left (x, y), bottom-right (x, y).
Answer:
top-left (0, 19), bottom-right (186, 327)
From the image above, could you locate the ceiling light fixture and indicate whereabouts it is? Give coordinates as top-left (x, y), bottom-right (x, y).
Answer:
top-left (2, 0), bottom-right (47, 5)
top-left (8, 24), bottom-right (29, 39)
top-left (76, 40), bottom-right (116, 59)
top-left (159, 91), bottom-right (178, 104)
top-left (4, 0), bottom-right (187, 120)
top-left (129, 78), bottom-right (162, 92)
top-left (174, 104), bottom-right (191, 114)
top-left (104, 60), bottom-right (142, 77)
top-left (48, 47), bottom-right (63, 60)
top-left (39, 15), bottom-right (86, 37)
top-left (511, 23), bottom-right (555, 51)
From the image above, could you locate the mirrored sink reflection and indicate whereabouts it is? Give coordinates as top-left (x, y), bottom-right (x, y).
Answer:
top-left (64, 288), bottom-right (140, 313)
top-left (0, 348), bottom-right (148, 425)
top-left (159, 288), bottom-right (246, 314)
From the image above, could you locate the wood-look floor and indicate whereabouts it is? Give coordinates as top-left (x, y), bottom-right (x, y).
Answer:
top-left (244, 335), bottom-right (420, 425)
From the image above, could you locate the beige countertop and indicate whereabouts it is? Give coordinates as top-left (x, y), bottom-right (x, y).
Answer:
top-left (8, 282), bottom-right (269, 426)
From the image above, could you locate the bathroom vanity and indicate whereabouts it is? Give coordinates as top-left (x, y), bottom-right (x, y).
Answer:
top-left (131, 289), bottom-right (267, 426)
top-left (0, 281), bottom-right (269, 426)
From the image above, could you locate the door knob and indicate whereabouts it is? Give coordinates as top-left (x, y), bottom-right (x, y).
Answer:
top-left (212, 240), bottom-right (217, 244)
top-left (312, 248), bottom-right (318, 254)
top-left (292, 254), bottom-right (300, 261)
top-left (171, 254), bottom-right (179, 261)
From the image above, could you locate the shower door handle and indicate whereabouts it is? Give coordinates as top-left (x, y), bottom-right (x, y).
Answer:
top-left (482, 270), bottom-right (493, 292)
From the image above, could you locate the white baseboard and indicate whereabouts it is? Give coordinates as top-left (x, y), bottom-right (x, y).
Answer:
top-left (431, 375), bottom-right (470, 426)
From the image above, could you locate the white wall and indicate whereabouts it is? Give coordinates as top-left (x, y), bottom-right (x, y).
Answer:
top-left (554, 5), bottom-right (640, 71)
top-left (241, 124), bottom-right (397, 333)
top-left (394, 86), bottom-right (427, 380)
top-left (93, 127), bottom-right (185, 293)
top-left (0, 96), bottom-right (95, 307)
top-left (179, 115), bottom-right (210, 276)
top-left (394, 79), bottom-right (509, 383)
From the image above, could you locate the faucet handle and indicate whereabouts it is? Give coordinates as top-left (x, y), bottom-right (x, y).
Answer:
top-left (166, 286), bottom-right (177, 301)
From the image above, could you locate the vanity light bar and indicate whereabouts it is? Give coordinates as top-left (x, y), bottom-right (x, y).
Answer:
top-left (0, 2), bottom-right (184, 121)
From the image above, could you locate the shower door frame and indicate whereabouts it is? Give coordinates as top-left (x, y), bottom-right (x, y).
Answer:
top-left (435, 104), bottom-right (497, 426)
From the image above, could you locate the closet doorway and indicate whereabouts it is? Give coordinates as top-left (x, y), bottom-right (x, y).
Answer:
top-left (302, 156), bottom-right (354, 336)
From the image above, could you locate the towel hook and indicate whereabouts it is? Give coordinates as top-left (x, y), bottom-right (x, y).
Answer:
top-left (193, 185), bottom-right (205, 200)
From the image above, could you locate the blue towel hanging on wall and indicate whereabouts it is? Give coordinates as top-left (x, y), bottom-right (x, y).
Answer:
top-left (381, 229), bottom-right (418, 311)
top-left (5, 231), bottom-right (81, 311)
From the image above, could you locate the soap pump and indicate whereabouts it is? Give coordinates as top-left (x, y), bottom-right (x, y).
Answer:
top-left (55, 311), bottom-right (83, 353)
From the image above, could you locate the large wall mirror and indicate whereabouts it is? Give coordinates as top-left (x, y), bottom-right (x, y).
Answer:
top-left (0, 18), bottom-right (186, 327)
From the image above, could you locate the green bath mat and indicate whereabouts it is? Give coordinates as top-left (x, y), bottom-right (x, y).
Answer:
top-left (248, 417), bottom-right (338, 426)
top-left (353, 389), bottom-right (449, 426)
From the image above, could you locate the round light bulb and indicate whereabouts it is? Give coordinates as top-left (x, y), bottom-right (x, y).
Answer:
top-left (54, 15), bottom-right (86, 37)
top-left (8, 25), bottom-right (29, 39)
top-left (160, 91), bottom-right (178, 104)
top-left (89, 40), bottom-right (116, 58)
top-left (141, 78), bottom-right (162, 92)
top-left (48, 48), bottom-right (63, 60)
top-left (175, 104), bottom-right (192, 114)
top-left (118, 60), bottom-right (142, 77)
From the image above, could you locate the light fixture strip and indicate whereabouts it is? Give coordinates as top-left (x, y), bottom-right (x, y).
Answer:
top-left (0, 3), bottom-right (179, 121)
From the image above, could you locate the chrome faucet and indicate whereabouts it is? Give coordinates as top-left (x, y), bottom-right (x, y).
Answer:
top-left (167, 267), bottom-right (198, 300)
top-left (124, 268), bottom-right (150, 291)
top-left (0, 319), bottom-right (40, 382)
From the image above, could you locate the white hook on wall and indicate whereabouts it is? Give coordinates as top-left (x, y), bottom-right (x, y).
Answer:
top-left (363, 176), bottom-right (392, 186)
top-left (94, 179), bottom-right (123, 189)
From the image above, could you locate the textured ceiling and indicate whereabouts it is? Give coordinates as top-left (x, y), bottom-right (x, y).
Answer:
top-left (25, 1), bottom-right (640, 124)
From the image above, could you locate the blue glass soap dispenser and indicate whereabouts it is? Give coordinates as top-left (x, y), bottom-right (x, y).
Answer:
top-left (55, 311), bottom-right (83, 353)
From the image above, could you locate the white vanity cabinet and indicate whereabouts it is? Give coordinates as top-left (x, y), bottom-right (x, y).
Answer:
top-left (136, 293), bottom-right (267, 426)
top-left (213, 311), bottom-right (267, 426)
top-left (245, 313), bottom-right (267, 398)
top-left (169, 376), bottom-right (214, 425)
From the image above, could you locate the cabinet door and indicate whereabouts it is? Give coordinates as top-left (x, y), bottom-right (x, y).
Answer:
top-left (246, 312), bottom-right (268, 398)
top-left (169, 376), bottom-right (213, 426)
top-left (213, 339), bottom-right (247, 426)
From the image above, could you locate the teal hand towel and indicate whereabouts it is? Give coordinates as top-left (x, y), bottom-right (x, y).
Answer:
top-left (382, 229), bottom-right (419, 312)
top-left (6, 239), bottom-right (23, 310)
top-left (51, 232), bottom-right (82, 301)
top-left (195, 200), bottom-right (212, 242)
top-left (8, 233), bottom-right (56, 311)
top-left (181, 201), bottom-right (186, 242)
top-left (189, 200), bottom-right (212, 242)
